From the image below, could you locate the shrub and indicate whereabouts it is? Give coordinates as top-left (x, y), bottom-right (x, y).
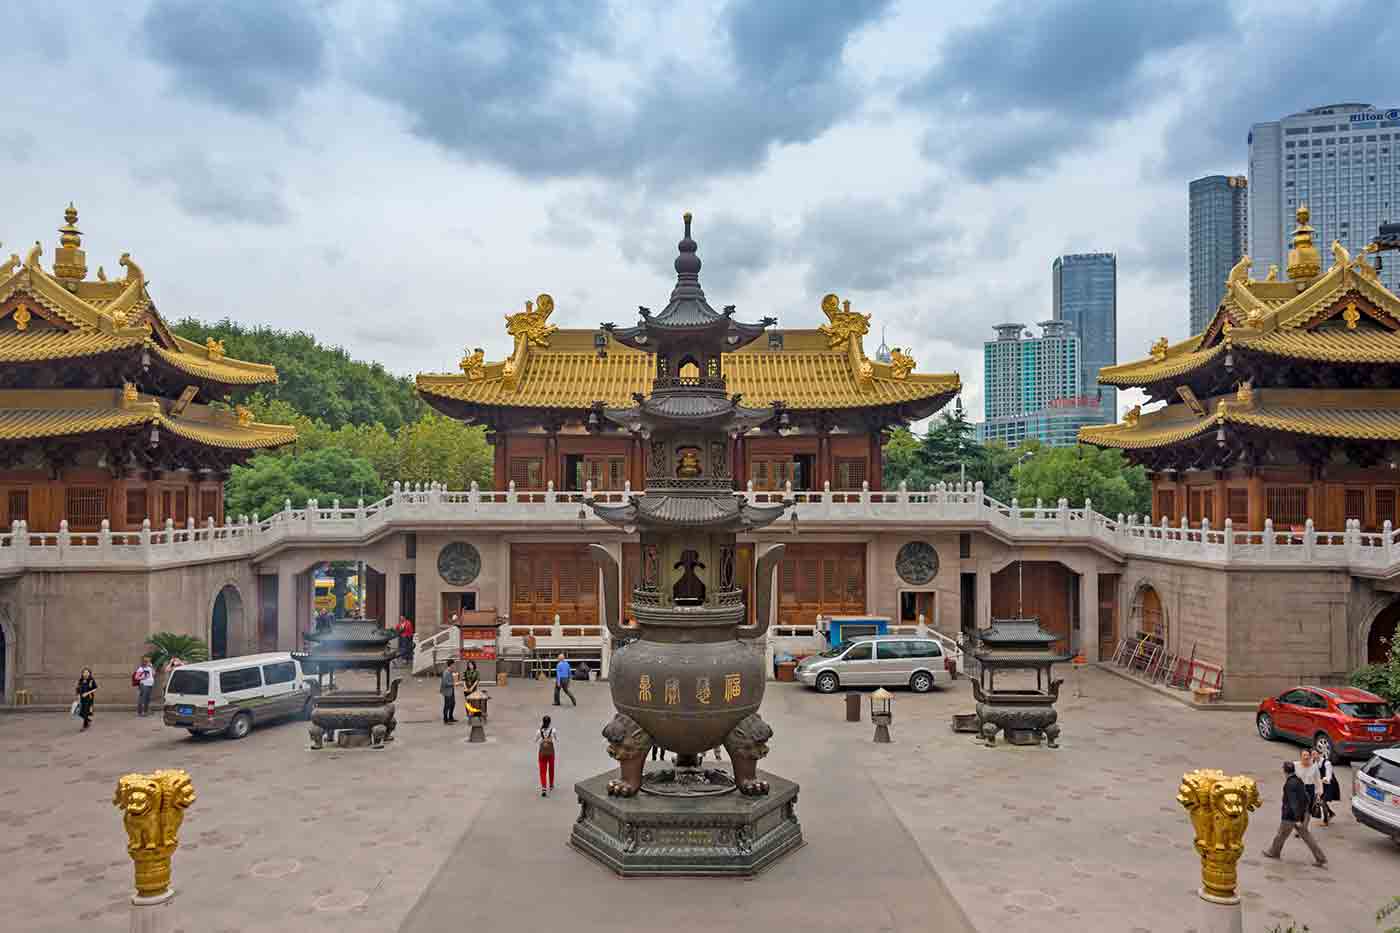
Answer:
top-left (145, 632), bottom-right (209, 672)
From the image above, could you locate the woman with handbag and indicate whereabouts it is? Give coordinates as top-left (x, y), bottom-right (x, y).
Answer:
top-left (536, 715), bottom-right (558, 797)
top-left (75, 667), bottom-right (98, 730)
top-left (1318, 756), bottom-right (1340, 826)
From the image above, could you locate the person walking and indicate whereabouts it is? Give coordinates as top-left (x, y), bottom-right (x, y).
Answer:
top-left (1297, 749), bottom-right (1321, 828)
top-left (554, 653), bottom-right (576, 707)
top-left (536, 715), bottom-right (559, 797)
top-left (133, 656), bottom-right (156, 717)
top-left (440, 659), bottom-right (458, 724)
top-left (1318, 755), bottom-right (1340, 826)
top-left (1262, 761), bottom-right (1327, 867)
top-left (75, 667), bottom-right (98, 730)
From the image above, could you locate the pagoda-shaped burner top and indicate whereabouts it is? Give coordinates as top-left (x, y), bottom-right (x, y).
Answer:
top-left (966, 617), bottom-right (1068, 749)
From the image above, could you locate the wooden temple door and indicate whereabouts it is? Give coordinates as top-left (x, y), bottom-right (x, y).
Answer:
top-left (777, 544), bottom-right (865, 628)
top-left (509, 545), bottom-right (598, 630)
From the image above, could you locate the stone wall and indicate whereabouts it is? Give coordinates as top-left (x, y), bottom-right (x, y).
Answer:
top-left (3, 559), bottom-right (256, 704)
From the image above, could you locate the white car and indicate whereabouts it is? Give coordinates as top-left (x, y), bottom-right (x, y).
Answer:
top-left (1351, 747), bottom-right (1400, 846)
top-left (794, 636), bottom-right (954, 694)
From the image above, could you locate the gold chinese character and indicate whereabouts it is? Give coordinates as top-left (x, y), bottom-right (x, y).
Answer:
top-left (723, 673), bottom-right (742, 703)
top-left (664, 677), bottom-right (680, 706)
top-left (638, 675), bottom-right (653, 703)
top-left (696, 676), bottom-right (712, 705)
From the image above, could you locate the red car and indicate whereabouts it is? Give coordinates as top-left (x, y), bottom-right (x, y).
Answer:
top-left (1256, 686), bottom-right (1398, 762)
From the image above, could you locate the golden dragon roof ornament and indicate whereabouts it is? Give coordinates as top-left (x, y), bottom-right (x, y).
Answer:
top-left (818, 293), bottom-right (870, 349)
top-left (889, 347), bottom-right (915, 380)
top-left (505, 294), bottom-right (557, 349)
top-left (459, 347), bottom-right (486, 380)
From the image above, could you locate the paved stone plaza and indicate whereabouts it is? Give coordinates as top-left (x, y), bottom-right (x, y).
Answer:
top-left (3, 667), bottom-right (1396, 932)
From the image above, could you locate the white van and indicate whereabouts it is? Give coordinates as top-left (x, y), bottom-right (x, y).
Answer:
top-left (162, 653), bottom-right (315, 739)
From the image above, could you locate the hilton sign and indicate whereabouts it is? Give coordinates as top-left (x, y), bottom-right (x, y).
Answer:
top-left (1349, 108), bottom-right (1400, 124)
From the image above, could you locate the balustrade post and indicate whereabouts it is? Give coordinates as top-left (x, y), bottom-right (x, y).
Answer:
top-left (332, 498), bottom-right (341, 515)
top-left (745, 479), bottom-right (755, 502)
top-left (553, 613), bottom-right (562, 638)
top-left (508, 480), bottom-right (518, 505)
top-left (1010, 498), bottom-right (1020, 527)
top-left (469, 480), bottom-right (480, 507)
top-left (1346, 518), bottom-right (1361, 563)
top-left (1304, 518), bottom-right (1317, 561)
top-left (823, 480), bottom-right (832, 517)
top-left (392, 480), bottom-right (401, 503)
top-left (1384, 520), bottom-right (1395, 565)
top-left (99, 519), bottom-right (111, 560)
top-left (546, 481), bottom-right (556, 505)
top-left (1059, 498), bottom-right (1070, 534)
top-left (1034, 498), bottom-right (1043, 519)
top-left (898, 480), bottom-right (907, 509)
top-left (58, 519), bottom-right (70, 554)
top-left (1082, 497), bottom-right (1093, 533)
top-left (862, 480), bottom-right (871, 515)
top-left (12, 520), bottom-right (26, 555)
top-left (429, 483), bottom-right (442, 507)
top-left (974, 480), bottom-right (984, 509)
top-left (1222, 518), bottom-right (1234, 561)
top-left (1263, 518), bottom-right (1275, 560)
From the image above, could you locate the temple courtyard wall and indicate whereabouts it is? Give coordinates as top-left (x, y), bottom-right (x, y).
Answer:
top-left (4, 504), bottom-right (1400, 705)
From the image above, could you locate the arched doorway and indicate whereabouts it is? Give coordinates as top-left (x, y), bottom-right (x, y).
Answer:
top-left (1134, 584), bottom-right (1167, 642)
top-left (1368, 599), bottom-right (1399, 664)
top-left (211, 585), bottom-right (244, 660)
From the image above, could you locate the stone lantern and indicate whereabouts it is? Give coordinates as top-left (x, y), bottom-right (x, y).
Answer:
top-left (871, 688), bottom-right (893, 743)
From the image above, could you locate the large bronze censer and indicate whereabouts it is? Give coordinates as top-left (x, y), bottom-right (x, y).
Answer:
top-left (571, 215), bottom-right (804, 875)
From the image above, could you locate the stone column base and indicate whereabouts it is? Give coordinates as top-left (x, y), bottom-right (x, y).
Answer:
top-left (131, 889), bottom-right (175, 933)
top-left (1197, 889), bottom-right (1243, 933)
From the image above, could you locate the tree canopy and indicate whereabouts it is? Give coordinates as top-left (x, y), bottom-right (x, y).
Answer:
top-left (882, 413), bottom-right (1149, 516)
top-left (171, 318), bottom-right (422, 431)
top-left (225, 447), bottom-right (385, 518)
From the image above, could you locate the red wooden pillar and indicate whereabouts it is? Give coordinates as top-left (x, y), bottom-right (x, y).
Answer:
top-left (869, 431), bottom-right (886, 491)
top-left (490, 432), bottom-right (507, 490)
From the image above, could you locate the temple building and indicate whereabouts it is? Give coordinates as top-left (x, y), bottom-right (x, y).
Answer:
top-left (1083, 205), bottom-right (1400, 533)
top-left (417, 218), bottom-right (960, 633)
top-left (0, 207), bottom-right (294, 533)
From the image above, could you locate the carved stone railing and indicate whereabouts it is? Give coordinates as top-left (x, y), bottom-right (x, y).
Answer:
top-left (3, 479), bottom-right (1399, 578)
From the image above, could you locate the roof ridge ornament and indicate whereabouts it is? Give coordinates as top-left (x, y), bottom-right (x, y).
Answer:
top-left (53, 203), bottom-right (87, 282)
top-left (1286, 203), bottom-right (1321, 281)
top-left (1227, 254), bottom-right (1251, 285)
top-left (502, 293), bottom-right (556, 390)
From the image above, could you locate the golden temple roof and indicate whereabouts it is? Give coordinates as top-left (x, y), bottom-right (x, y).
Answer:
top-left (0, 389), bottom-right (296, 450)
top-left (1097, 216), bottom-right (1400, 389)
top-left (1079, 388), bottom-right (1400, 450)
top-left (418, 294), bottom-right (960, 414)
top-left (0, 206), bottom-right (278, 389)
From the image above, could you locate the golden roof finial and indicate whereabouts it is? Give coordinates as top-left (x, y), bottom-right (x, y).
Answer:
top-left (1286, 202), bottom-right (1321, 280)
top-left (1150, 337), bottom-right (1168, 361)
top-left (53, 202), bottom-right (87, 282)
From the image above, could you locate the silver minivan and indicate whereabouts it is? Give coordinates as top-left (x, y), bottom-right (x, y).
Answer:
top-left (163, 653), bottom-right (315, 739)
top-left (795, 636), bottom-right (950, 694)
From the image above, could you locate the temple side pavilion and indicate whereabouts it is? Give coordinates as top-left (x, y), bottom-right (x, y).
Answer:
top-left (0, 207), bottom-right (294, 532)
top-left (1083, 206), bottom-right (1400, 533)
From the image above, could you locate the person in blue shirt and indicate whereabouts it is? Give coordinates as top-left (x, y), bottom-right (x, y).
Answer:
top-left (554, 653), bottom-right (577, 707)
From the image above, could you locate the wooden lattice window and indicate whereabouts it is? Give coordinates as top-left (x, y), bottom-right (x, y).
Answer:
top-left (65, 487), bottom-right (108, 530)
top-left (751, 458), bottom-right (798, 491)
top-left (833, 457), bottom-right (867, 491)
top-left (1266, 486), bottom-right (1309, 529)
top-left (509, 458), bottom-right (544, 490)
top-left (199, 490), bottom-right (219, 524)
top-left (1227, 489), bottom-right (1249, 528)
top-left (1188, 488), bottom-right (1214, 525)
top-left (173, 490), bottom-right (188, 526)
top-left (1344, 488), bottom-right (1366, 524)
top-left (1156, 490), bottom-right (1175, 524)
top-left (1377, 489), bottom-right (1397, 528)
top-left (6, 489), bottom-right (29, 525)
top-left (126, 489), bottom-right (148, 527)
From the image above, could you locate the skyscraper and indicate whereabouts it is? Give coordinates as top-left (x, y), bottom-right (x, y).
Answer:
top-left (977, 321), bottom-right (1102, 447)
top-left (1189, 175), bottom-right (1248, 333)
top-left (1249, 103), bottom-right (1399, 293)
top-left (1052, 252), bottom-right (1117, 422)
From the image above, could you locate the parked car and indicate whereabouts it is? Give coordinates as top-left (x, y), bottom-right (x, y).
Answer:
top-left (1255, 685), bottom-right (1398, 762)
top-left (1351, 748), bottom-right (1400, 846)
top-left (794, 636), bottom-right (954, 694)
top-left (163, 653), bottom-right (315, 739)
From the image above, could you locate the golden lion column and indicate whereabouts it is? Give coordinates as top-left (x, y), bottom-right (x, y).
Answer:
top-left (1177, 769), bottom-right (1260, 933)
top-left (114, 770), bottom-right (196, 932)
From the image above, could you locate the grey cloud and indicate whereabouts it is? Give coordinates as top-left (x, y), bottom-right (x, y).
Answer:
top-left (1160, 2), bottom-right (1399, 176)
top-left (905, 0), bottom-right (1226, 180)
top-left (798, 192), bottom-right (960, 295)
top-left (135, 151), bottom-right (292, 226)
top-left (140, 0), bottom-right (328, 114)
top-left (353, 0), bottom-right (890, 181)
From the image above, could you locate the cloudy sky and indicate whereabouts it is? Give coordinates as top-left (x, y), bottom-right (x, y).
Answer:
top-left (3, 0), bottom-right (1393, 423)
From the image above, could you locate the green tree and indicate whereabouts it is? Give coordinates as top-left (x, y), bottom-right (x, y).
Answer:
top-left (882, 427), bottom-right (932, 489)
top-left (1012, 445), bottom-right (1150, 516)
top-left (170, 319), bottom-right (423, 431)
top-left (395, 413), bottom-right (494, 487)
top-left (1349, 631), bottom-right (1400, 705)
top-left (226, 447), bottom-right (384, 518)
top-left (918, 406), bottom-right (977, 482)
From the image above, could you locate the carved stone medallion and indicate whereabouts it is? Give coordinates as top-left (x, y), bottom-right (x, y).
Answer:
top-left (895, 540), bottom-right (938, 586)
top-left (437, 541), bottom-right (482, 586)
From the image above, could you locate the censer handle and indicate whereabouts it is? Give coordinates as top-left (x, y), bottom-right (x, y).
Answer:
top-left (587, 544), bottom-right (632, 640)
top-left (737, 544), bottom-right (785, 641)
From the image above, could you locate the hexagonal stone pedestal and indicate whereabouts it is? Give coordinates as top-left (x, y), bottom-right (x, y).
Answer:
top-left (570, 770), bottom-right (802, 877)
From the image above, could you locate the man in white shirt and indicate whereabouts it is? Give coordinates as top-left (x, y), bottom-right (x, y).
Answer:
top-left (1296, 749), bottom-right (1321, 827)
top-left (134, 656), bottom-right (156, 717)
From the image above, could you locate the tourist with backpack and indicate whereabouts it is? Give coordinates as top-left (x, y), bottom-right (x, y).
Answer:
top-left (537, 715), bottom-right (558, 797)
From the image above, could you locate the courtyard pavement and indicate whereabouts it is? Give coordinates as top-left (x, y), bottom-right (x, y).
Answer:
top-left (3, 666), bottom-right (1397, 932)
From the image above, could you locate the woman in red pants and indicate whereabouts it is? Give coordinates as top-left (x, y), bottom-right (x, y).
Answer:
top-left (536, 715), bottom-right (558, 797)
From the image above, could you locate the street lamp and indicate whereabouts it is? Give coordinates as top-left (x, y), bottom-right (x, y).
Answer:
top-left (870, 688), bottom-right (893, 743)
